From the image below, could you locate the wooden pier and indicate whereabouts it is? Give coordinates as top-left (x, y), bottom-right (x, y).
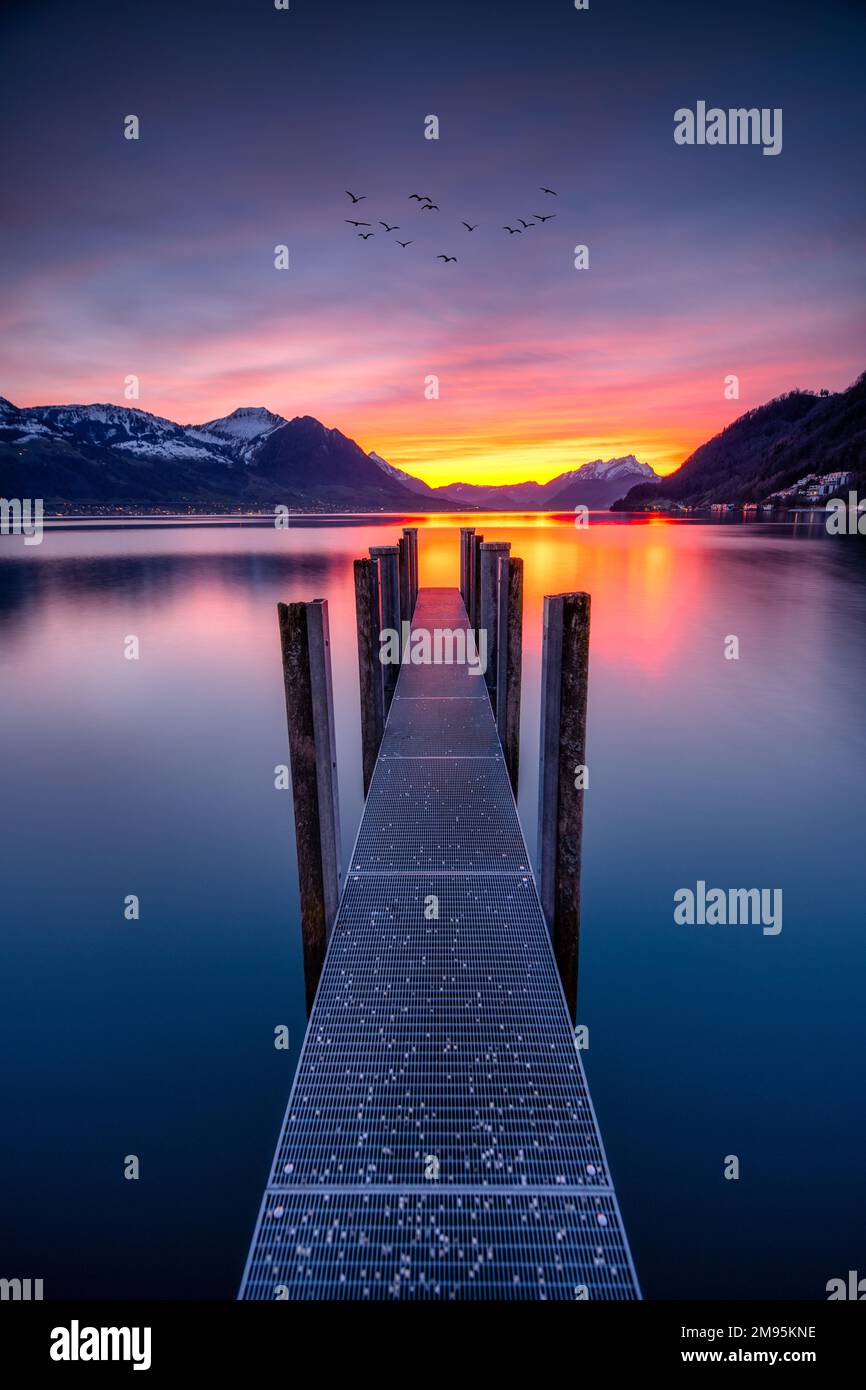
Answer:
top-left (239, 537), bottom-right (639, 1300)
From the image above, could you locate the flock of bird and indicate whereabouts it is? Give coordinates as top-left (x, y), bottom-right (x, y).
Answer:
top-left (343, 187), bottom-right (558, 262)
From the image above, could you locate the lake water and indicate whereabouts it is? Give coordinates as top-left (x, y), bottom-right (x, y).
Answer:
top-left (1, 513), bottom-right (864, 1301)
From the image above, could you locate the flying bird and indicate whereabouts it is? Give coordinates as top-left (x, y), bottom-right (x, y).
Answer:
top-left (518, 219), bottom-right (535, 229)
top-left (540, 187), bottom-right (558, 195)
top-left (358, 232), bottom-right (374, 239)
top-left (345, 219), bottom-right (371, 227)
top-left (462, 222), bottom-right (478, 231)
top-left (421, 202), bottom-right (439, 211)
top-left (437, 254), bottom-right (457, 262)
top-left (396, 240), bottom-right (413, 247)
top-left (345, 189), bottom-right (366, 203)
top-left (503, 225), bottom-right (522, 234)
top-left (379, 222), bottom-right (400, 231)
top-left (533, 213), bottom-right (556, 222)
top-left (409, 193), bottom-right (432, 201)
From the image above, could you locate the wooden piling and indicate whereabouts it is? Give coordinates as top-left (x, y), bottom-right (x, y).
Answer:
top-left (479, 541), bottom-right (510, 708)
top-left (498, 556), bottom-right (523, 793)
top-left (369, 545), bottom-right (400, 713)
top-left (460, 527), bottom-right (475, 610)
top-left (354, 559), bottom-right (384, 796)
top-left (277, 599), bottom-right (342, 1014)
top-left (398, 536), bottom-right (410, 628)
top-left (471, 532), bottom-right (485, 631)
top-left (537, 591), bottom-right (590, 1020)
top-left (403, 527), bottom-right (419, 613)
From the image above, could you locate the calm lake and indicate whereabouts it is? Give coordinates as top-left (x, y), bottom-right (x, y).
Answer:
top-left (1, 513), bottom-right (864, 1300)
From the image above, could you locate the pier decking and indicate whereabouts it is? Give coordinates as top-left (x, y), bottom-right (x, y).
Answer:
top-left (239, 587), bottom-right (640, 1300)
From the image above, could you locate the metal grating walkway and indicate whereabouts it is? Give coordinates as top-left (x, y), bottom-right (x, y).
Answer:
top-left (239, 587), bottom-right (640, 1299)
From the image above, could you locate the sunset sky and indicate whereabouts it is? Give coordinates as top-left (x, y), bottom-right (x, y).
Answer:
top-left (1, 0), bottom-right (863, 485)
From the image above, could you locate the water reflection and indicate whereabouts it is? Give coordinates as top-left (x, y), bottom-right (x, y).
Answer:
top-left (0, 514), bottom-right (864, 1300)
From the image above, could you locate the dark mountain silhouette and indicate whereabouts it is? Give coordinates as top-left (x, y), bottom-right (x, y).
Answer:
top-left (612, 373), bottom-right (866, 510)
top-left (0, 400), bottom-right (458, 512)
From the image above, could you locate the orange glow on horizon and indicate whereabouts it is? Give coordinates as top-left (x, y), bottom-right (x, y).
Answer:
top-left (360, 427), bottom-right (691, 484)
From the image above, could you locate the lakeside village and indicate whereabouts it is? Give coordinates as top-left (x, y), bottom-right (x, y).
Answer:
top-left (646, 470), bottom-right (855, 516)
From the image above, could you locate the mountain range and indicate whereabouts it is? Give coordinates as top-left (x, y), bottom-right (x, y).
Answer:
top-left (370, 450), bottom-right (658, 510)
top-left (4, 376), bottom-right (863, 515)
top-left (0, 397), bottom-right (657, 512)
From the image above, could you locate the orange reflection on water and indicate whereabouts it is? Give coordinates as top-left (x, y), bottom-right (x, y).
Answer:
top-left (414, 513), bottom-right (701, 678)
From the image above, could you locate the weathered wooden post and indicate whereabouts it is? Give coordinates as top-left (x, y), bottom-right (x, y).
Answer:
top-left (354, 558), bottom-right (384, 796)
top-left (398, 535), bottom-right (410, 629)
top-left (277, 598), bottom-right (342, 1015)
top-left (460, 527), bottom-right (475, 611)
top-left (403, 526), bottom-right (419, 613)
top-left (537, 592), bottom-right (590, 1020)
top-left (471, 532), bottom-right (485, 631)
top-left (480, 541), bottom-right (510, 708)
top-left (497, 555), bottom-right (523, 793)
top-left (369, 544), bottom-right (400, 713)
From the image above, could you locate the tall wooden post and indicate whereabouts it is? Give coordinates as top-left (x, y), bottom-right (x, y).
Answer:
top-left (538, 591), bottom-right (590, 1020)
top-left (479, 541), bottom-right (510, 709)
top-left (370, 544), bottom-right (400, 713)
top-left (497, 555), bottom-right (523, 793)
top-left (403, 527), bottom-right (418, 613)
top-left (277, 599), bottom-right (342, 1014)
top-left (398, 536), bottom-right (410, 629)
top-left (354, 558), bottom-right (384, 796)
top-left (471, 532), bottom-right (485, 632)
top-left (460, 527), bottom-right (475, 611)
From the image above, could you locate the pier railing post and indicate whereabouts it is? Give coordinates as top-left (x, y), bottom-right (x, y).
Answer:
top-left (277, 598), bottom-right (342, 1015)
top-left (460, 527), bottom-right (475, 611)
top-left (538, 591), bottom-right (590, 1020)
top-left (354, 558), bottom-right (384, 796)
top-left (497, 555), bottom-right (523, 793)
top-left (480, 541), bottom-right (510, 709)
top-left (398, 536), bottom-right (410, 631)
top-left (471, 532), bottom-right (485, 632)
top-left (403, 526), bottom-right (418, 613)
top-left (369, 544), bottom-right (400, 713)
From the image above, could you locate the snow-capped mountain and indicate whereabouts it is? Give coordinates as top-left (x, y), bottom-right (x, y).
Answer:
top-left (0, 395), bottom-right (658, 512)
top-left (369, 451), bottom-right (435, 496)
top-left (185, 407), bottom-right (289, 463)
top-left (552, 456), bottom-right (657, 485)
top-left (193, 406), bottom-right (287, 446)
top-left (426, 454), bottom-right (659, 509)
top-left (0, 398), bottom-right (456, 512)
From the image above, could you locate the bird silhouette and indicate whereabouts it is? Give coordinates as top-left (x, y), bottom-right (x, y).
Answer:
top-left (345, 219), bottom-right (371, 227)
top-left (533, 213), bottom-right (557, 222)
top-left (397, 240), bottom-right (413, 247)
top-left (540, 187), bottom-right (558, 196)
top-left (462, 222), bottom-right (478, 231)
top-left (379, 222), bottom-right (400, 232)
top-left (345, 189), bottom-right (366, 203)
top-left (518, 218), bottom-right (535, 229)
top-left (437, 254), bottom-right (457, 263)
top-left (358, 232), bottom-right (374, 239)
top-left (421, 202), bottom-right (439, 211)
top-left (503, 225), bottom-right (522, 234)
top-left (409, 193), bottom-right (432, 201)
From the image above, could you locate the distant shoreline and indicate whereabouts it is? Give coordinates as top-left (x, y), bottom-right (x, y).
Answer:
top-left (25, 506), bottom-right (829, 527)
